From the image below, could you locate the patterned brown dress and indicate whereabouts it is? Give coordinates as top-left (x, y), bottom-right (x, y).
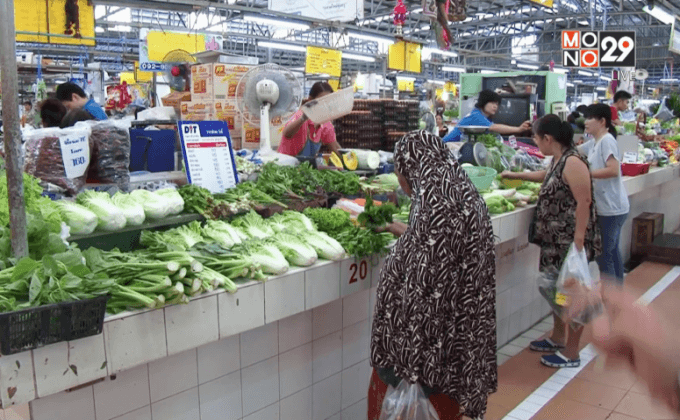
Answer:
top-left (370, 131), bottom-right (497, 420)
top-left (533, 148), bottom-right (602, 274)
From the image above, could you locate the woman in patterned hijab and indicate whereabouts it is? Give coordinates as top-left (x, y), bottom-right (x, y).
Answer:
top-left (368, 130), bottom-right (497, 420)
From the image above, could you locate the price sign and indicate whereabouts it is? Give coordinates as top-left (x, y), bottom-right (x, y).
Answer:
top-left (622, 152), bottom-right (638, 164)
top-left (341, 258), bottom-right (371, 296)
top-left (59, 131), bottom-right (90, 179)
top-left (509, 135), bottom-right (518, 148)
top-left (306, 46), bottom-right (342, 77)
top-left (178, 121), bottom-right (239, 193)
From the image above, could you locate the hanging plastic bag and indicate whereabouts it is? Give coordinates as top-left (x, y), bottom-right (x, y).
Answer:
top-left (379, 380), bottom-right (440, 420)
top-left (538, 244), bottom-right (602, 327)
top-left (86, 118), bottom-right (132, 191)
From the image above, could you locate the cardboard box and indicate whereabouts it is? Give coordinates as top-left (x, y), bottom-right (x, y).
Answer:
top-left (214, 101), bottom-right (242, 130)
top-left (191, 63), bottom-right (214, 101)
top-left (180, 100), bottom-right (215, 122)
top-left (212, 64), bottom-right (250, 101)
top-left (161, 91), bottom-right (191, 115)
top-left (242, 121), bottom-right (261, 149)
top-left (631, 212), bottom-right (664, 260)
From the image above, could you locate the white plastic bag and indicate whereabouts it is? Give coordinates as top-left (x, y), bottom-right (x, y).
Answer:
top-left (379, 380), bottom-right (440, 420)
top-left (556, 244), bottom-right (602, 326)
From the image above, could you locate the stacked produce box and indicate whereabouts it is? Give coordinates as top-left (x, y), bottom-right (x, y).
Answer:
top-left (334, 99), bottom-right (421, 152)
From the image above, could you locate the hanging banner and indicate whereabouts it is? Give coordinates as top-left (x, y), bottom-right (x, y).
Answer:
top-left (268, 0), bottom-right (364, 22)
top-left (388, 41), bottom-right (422, 73)
top-left (306, 47), bottom-right (342, 77)
top-left (15, 0), bottom-right (94, 45)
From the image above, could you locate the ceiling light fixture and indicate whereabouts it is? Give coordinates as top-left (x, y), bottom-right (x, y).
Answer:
top-left (243, 15), bottom-right (310, 30)
top-left (442, 66), bottom-right (465, 72)
top-left (258, 41), bottom-right (306, 52)
top-left (643, 4), bottom-right (675, 24)
top-left (343, 53), bottom-right (376, 62)
top-left (349, 32), bottom-right (394, 44)
top-left (578, 70), bottom-right (594, 77)
top-left (422, 47), bottom-right (458, 58)
top-left (517, 63), bottom-right (539, 70)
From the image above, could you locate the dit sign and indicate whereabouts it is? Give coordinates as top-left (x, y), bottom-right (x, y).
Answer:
top-left (562, 31), bottom-right (635, 68)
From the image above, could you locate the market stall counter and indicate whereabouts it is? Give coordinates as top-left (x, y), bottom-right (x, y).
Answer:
top-left (1, 164), bottom-right (678, 420)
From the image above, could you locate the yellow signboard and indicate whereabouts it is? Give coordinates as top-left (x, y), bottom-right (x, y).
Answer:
top-left (120, 72), bottom-right (136, 85)
top-left (529, 0), bottom-right (554, 7)
top-left (47, 0), bottom-right (96, 46)
top-left (328, 79), bottom-right (340, 91)
top-left (306, 47), bottom-right (342, 78)
top-left (135, 62), bottom-right (154, 82)
top-left (15, 0), bottom-right (48, 43)
top-left (146, 31), bottom-right (206, 62)
top-left (397, 79), bottom-right (414, 92)
top-left (389, 41), bottom-right (422, 73)
top-left (15, 0), bottom-right (93, 45)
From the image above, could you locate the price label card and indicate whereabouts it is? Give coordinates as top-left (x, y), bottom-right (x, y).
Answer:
top-left (178, 121), bottom-right (239, 193)
top-left (340, 258), bottom-right (371, 297)
top-left (622, 152), bottom-right (638, 164)
top-left (509, 136), bottom-right (518, 148)
top-left (59, 132), bottom-right (90, 179)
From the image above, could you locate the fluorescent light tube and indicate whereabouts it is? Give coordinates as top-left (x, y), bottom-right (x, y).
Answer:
top-left (442, 66), bottom-right (465, 72)
top-left (643, 5), bottom-right (675, 24)
top-left (552, 68), bottom-right (569, 74)
top-left (517, 63), bottom-right (539, 70)
top-left (243, 15), bottom-right (310, 30)
top-left (343, 53), bottom-right (376, 62)
top-left (349, 32), bottom-right (394, 44)
top-left (600, 75), bottom-right (612, 81)
top-left (422, 47), bottom-right (458, 58)
top-left (567, 82), bottom-right (575, 87)
top-left (596, 87), bottom-right (606, 91)
top-left (397, 76), bottom-right (416, 81)
top-left (511, 59), bottom-right (517, 65)
top-left (578, 70), bottom-right (594, 77)
top-left (480, 70), bottom-right (497, 74)
top-left (660, 78), bottom-right (679, 82)
top-left (258, 41), bottom-right (306, 52)
top-left (427, 79), bottom-right (445, 85)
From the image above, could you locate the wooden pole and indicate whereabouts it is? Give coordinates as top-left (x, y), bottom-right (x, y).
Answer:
top-left (0, 0), bottom-right (29, 258)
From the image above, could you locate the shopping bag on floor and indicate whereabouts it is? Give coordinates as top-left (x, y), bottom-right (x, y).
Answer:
top-left (379, 380), bottom-right (440, 420)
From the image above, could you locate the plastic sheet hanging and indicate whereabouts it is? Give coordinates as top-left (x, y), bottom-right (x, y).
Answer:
top-left (379, 380), bottom-right (440, 420)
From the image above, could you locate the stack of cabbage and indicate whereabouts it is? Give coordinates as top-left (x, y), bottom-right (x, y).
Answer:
top-left (57, 188), bottom-right (185, 236)
top-left (140, 210), bottom-right (346, 277)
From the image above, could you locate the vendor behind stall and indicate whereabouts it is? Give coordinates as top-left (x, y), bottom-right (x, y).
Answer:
top-left (443, 90), bottom-right (531, 142)
top-left (610, 90), bottom-right (632, 126)
top-left (278, 82), bottom-right (343, 160)
top-left (56, 82), bottom-right (108, 121)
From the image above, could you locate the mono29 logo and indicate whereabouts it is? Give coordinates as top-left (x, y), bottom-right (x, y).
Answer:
top-left (562, 31), bottom-right (636, 68)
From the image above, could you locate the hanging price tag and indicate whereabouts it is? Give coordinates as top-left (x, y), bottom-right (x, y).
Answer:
top-left (509, 135), bottom-right (518, 148)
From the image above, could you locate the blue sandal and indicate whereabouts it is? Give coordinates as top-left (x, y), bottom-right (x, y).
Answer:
top-left (541, 351), bottom-right (581, 368)
top-left (530, 338), bottom-right (565, 352)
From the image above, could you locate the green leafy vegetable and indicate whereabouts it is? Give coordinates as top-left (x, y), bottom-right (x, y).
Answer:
top-left (76, 190), bottom-right (126, 232)
top-left (303, 208), bottom-right (352, 235)
top-left (112, 193), bottom-right (146, 226)
top-left (357, 196), bottom-right (398, 229)
top-left (57, 200), bottom-right (98, 235)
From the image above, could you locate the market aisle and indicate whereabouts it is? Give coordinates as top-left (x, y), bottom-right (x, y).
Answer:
top-left (486, 261), bottom-right (680, 420)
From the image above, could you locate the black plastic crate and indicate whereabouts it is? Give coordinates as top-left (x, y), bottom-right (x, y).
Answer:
top-left (0, 295), bottom-right (110, 355)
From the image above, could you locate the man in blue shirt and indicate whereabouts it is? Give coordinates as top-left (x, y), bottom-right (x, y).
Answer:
top-left (56, 82), bottom-right (108, 121)
top-left (443, 89), bottom-right (530, 142)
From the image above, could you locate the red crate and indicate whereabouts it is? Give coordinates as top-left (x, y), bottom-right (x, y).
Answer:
top-left (621, 163), bottom-right (651, 177)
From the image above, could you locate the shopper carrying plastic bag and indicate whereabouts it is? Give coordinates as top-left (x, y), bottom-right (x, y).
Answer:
top-left (502, 115), bottom-right (602, 369)
top-left (370, 130), bottom-right (496, 420)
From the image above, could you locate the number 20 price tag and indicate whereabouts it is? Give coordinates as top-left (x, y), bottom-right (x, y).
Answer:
top-left (341, 258), bottom-right (371, 296)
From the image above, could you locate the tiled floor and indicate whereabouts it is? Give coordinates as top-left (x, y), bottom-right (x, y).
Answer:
top-left (489, 261), bottom-right (680, 420)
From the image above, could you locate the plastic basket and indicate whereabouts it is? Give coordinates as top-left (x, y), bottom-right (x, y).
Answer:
top-left (301, 87), bottom-right (355, 124)
top-left (0, 295), bottom-right (109, 355)
top-left (621, 163), bottom-right (651, 177)
top-left (463, 166), bottom-right (498, 191)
